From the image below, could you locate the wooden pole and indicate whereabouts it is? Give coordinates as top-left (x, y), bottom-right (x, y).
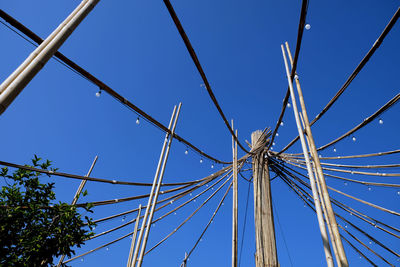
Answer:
top-left (298, 111), bottom-right (341, 267)
top-left (284, 42), bottom-right (349, 266)
top-left (251, 130), bottom-right (278, 267)
top-left (132, 105), bottom-right (177, 265)
top-left (0, 0), bottom-right (99, 115)
top-left (127, 205), bottom-right (142, 267)
top-left (232, 121), bottom-right (238, 267)
top-left (137, 103), bottom-right (182, 267)
top-left (57, 155), bottom-right (98, 266)
top-left (281, 45), bottom-right (334, 267)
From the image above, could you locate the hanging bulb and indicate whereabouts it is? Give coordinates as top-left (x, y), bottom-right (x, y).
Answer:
top-left (294, 74), bottom-right (299, 80)
top-left (352, 136), bottom-right (356, 142)
top-left (95, 90), bottom-right (102, 98)
top-left (276, 133), bottom-right (279, 137)
top-left (368, 187), bottom-right (372, 191)
top-left (200, 238), bottom-right (203, 242)
top-left (369, 240), bottom-right (373, 245)
top-left (318, 154), bottom-right (322, 158)
top-left (185, 149), bottom-right (188, 155)
top-left (333, 148), bottom-right (337, 152)
top-left (305, 23), bottom-right (311, 30)
top-left (222, 202), bottom-right (224, 206)
top-left (280, 121), bottom-right (284, 126)
top-left (81, 258), bottom-right (84, 262)
top-left (379, 118), bottom-right (383, 125)
top-left (136, 117), bottom-right (140, 125)
top-left (200, 158), bottom-right (203, 164)
top-left (287, 103), bottom-right (291, 108)
top-left (272, 142), bottom-right (275, 146)
top-left (190, 193), bottom-right (192, 196)
top-left (344, 182), bottom-right (348, 186)
top-left (211, 164), bottom-right (214, 169)
top-left (351, 171), bottom-right (354, 175)
top-left (174, 212), bottom-right (177, 215)
top-left (122, 216), bottom-right (126, 222)
top-left (106, 246), bottom-right (109, 251)
top-left (397, 191), bottom-right (400, 196)
top-left (194, 199), bottom-right (196, 202)
top-left (345, 224), bottom-right (348, 228)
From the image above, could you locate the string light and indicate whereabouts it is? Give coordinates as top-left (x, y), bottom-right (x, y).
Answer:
top-left (106, 246), bottom-right (109, 251)
top-left (276, 133), bottom-right (279, 137)
top-left (379, 118), bottom-right (383, 125)
top-left (272, 142), bottom-right (275, 146)
top-left (136, 117), bottom-right (140, 125)
top-left (95, 90), bottom-right (101, 98)
top-left (333, 148), bottom-right (337, 152)
top-left (200, 158), bottom-right (203, 164)
top-left (368, 187), bottom-right (372, 191)
top-left (294, 74), bottom-right (299, 80)
top-left (305, 23), bottom-right (311, 30)
top-left (211, 164), bottom-right (214, 169)
top-left (185, 148), bottom-right (188, 155)
top-left (344, 182), bottom-right (348, 186)
top-left (352, 136), bottom-right (356, 142)
top-left (280, 121), bottom-right (284, 126)
top-left (287, 103), bottom-right (291, 108)
top-left (122, 216), bottom-right (126, 222)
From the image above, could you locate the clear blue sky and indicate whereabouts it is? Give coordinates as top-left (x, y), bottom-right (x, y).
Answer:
top-left (1, 0), bottom-right (399, 266)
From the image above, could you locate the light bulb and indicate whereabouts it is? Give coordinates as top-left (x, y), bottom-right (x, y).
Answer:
top-left (345, 224), bottom-right (348, 228)
top-left (81, 258), bottom-right (84, 262)
top-left (352, 136), bottom-right (356, 142)
top-left (379, 118), bottom-right (383, 125)
top-left (190, 193), bottom-right (192, 196)
top-left (136, 117), bottom-right (140, 125)
top-left (194, 199), bottom-right (196, 202)
top-left (276, 133), bottom-right (279, 137)
top-left (294, 74), bottom-right (299, 80)
top-left (95, 90), bottom-right (101, 98)
top-left (287, 103), bottom-right (291, 108)
top-left (397, 191), bottom-right (400, 196)
top-left (368, 187), bottom-right (372, 191)
top-left (305, 23), bottom-right (311, 30)
top-left (333, 148), bottom-right (337, 152)
top-left (174, 212), bottom-right (177, 215)
top-left (106, 247), bottom-right (109, 251)
top-left (272, 142), bottom-right (275, 146)
top-left (280, 121), bottom-right (284, 126)
top-left (318, 154), bottom-right (322, 158)
top-left (200, 158), bottom-right (203, 163)
top-left (211, 164), bottom-right (214, 169)
top-left (344, 182), bottom-right (348, 186)
top-left (122, 216), bottom-right (126, 222)
top-left (351, 171), bottom-right (354, 175)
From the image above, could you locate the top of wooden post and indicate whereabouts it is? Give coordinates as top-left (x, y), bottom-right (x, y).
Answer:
top-left (251, 130), bottom-right (267, 151)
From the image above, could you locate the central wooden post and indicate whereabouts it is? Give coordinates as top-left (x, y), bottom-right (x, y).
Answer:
top-left (251, 130), bottom-right (278, 267)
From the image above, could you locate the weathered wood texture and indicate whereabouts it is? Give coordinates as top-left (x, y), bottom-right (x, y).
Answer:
top-left (251, 130), bottom-right (278, 267)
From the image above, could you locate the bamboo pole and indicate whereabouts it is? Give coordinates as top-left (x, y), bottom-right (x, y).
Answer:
top-left (127, 205), bottom-right (142, 267)
top-left (298, 112), bottom-right (341, 267)
top-left (136, 103), bottom-right (182, 267)
top-left (231, 121), bottom-right (238, 267)
top-left (132, 105), bottom-right (178, 265)
top-left (251, 130), bottom-right (278, 267)
top-left (0, 0), bottom-right (99, 115)
top-left (281, 45), bottom-right (334, 267)
top-left (284, 42), bottom-right (349, 266)
top-left (56, 155), bottom-right (98, 266)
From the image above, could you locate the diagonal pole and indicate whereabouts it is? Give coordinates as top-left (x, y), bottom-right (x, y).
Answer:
top-left (281, 44), bottom-right (334, 267)
top-left (127, 204), bottom-right (142, 267)
top-left (57, 155), bottom-right (98, 266)
top-left (282, 42), bottom-right (348, 266)
top-left (0, 0), bottom-right (100, 115)
top-left (131, 105), bottom-right (177, 265)
top-left (136, 103), bottom-right (182, 267)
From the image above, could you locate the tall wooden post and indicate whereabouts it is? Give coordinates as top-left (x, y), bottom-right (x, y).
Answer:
top-left (284, 42), bottom-right (348, 266)
top-left (251, 130), bottom-right (278, 267)
top-left (232, 121), bottom-right (238, 267)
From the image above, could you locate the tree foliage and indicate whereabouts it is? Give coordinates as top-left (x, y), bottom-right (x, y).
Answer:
top-left (0, 156), bottom-right (95, 266)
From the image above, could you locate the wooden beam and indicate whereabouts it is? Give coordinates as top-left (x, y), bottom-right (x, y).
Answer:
top-left (251, 130), bottom-right (278, 267)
